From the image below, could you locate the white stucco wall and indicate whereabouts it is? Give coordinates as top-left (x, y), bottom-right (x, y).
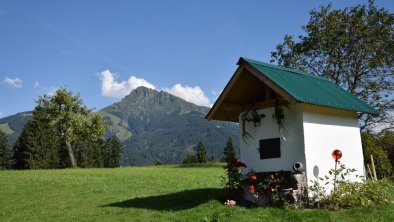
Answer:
top-left (302, 104), bottom-right (365, 190)
top-left (239, 104), bottom-right (306, 174)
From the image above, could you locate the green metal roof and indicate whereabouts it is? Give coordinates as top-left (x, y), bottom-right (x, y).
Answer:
top-left (241, 57), bottom-right (379, 115)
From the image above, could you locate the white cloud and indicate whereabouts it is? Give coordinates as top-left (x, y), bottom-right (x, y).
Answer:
top-left (0, 111), bottom-right (2, 117)
top-left (163, 84), bottom-right (211, 107)
top-left (98, 70), bottom-right (212, 107)
top-left (99, 70), bottom-right (156, 99)
top-left (34, 81), bottom-right (40, 87)
top-left (44, 86), bottom-right (59, 96)
top-left (3, 77), bottom-right (23, 88)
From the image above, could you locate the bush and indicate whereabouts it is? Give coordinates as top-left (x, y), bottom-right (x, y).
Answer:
top-left (308, 162), bottom-right (393, 210)
top-left (182, 153), bottom-right (198, 164)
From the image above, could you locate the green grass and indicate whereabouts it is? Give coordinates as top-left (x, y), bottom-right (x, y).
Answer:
top-left (1, 166), bottom-right (393, 222)
top-left (0, 123), bottom-right (13, 134)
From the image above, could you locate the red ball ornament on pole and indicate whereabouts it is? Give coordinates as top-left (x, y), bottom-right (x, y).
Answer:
top-left (332, 149), bottom-right (343, 195)
top-left (332, 149), bottom-right (342, 162)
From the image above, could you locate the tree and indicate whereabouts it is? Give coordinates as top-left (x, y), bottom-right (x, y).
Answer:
top-left (196, 140), bottom-right (207, 163)
top-left (0, 130), bottom-right (13, 169)
top-left (103, 135), bottom-right (123, 168)
top-left (12, 109), bottom-right (60, 169)
top-left (182, 152), bottom-right (198, 164)
top-left (36, 88), bottom-right (106, 167)
top-left (362, 133), bottom-right (392, 178)
top-left (222, 137), bottom-right (242, 195)
top-left (76, 138), bottom-right (104, 168)
top-left (223, 137), bottom-right (236, 162)
top-left (271, 0), bottom-right (394, 133)
top-left (377, 131), bottom-right (394, 171)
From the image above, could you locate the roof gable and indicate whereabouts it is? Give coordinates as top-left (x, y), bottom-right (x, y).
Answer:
top-left (206, 57), bottom-right (379, 122)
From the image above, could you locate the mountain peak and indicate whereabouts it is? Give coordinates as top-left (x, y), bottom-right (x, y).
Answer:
top-left (128, 86), bottom-right (158, 97)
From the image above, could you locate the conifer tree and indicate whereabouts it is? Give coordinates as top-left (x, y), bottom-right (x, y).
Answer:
top-left (0, 130), bottom-right (13, 169)
top-left (103, 135), bottom-right (123, 167)
top-left (76, 138), bottom-right (104, 168)
top-left (223, 137), bottom-right (242, 194)
top-left (13, 109), bottom-right (60, 169)
top-left (223, 137), bottom-right (236, 162)
top-left (196, 140), bottom-right (207, 163)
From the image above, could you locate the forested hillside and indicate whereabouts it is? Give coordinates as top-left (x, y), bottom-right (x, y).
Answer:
top-left (0, 87), bottom-right (240, 166)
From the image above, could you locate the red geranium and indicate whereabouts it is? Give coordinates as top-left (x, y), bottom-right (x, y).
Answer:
top-left (230, 159), bottom-right (247, 168)
top-left (251, 175), bottom-right (257, 180)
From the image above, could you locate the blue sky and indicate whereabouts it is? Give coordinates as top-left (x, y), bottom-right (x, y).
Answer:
top-left (0, 0), bottom-right (393, 118)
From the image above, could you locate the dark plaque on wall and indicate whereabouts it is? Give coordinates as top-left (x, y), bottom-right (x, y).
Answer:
top-left (259, 138), bottom-right (281, 159)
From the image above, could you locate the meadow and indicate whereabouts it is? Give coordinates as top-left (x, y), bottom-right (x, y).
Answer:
top-left (1, 165), bottom-right (393, 222)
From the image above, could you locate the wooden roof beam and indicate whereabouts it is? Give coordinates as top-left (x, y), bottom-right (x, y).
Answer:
top-left (221, 99), bottom-right (289, 113)
top-left (240, 61), bottom-right (298, 105)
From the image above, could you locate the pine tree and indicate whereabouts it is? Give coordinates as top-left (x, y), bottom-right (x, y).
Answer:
top-left (0, 130), bottom-right (13, 169)
top-left (76, 138), bottom-right (104, 168)
top-left (223, 137), bottom-right (236, 162)
top-left (13, 109), bottom-right (60, 169)
top-left (196, 140), bottom-right (207, 163)
top-left (223, 137), bottom-right (242, 194)
top-left (103, 135), bottom-right (123, 168)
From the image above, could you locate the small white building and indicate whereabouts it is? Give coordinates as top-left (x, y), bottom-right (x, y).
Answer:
top-left (207, 57), bottom-right (379, 188)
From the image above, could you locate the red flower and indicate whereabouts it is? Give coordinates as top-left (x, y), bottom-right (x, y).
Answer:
top-left (230, 159), bottom-right (247, 168)
top-left (269, 174), bottom-right (275, 179)
top-left (251, 175), bottom-right (257, 180)
top-left (248, 185), bottom-right (255, 193)
top-left (275, 184), bottom-right (280, 188)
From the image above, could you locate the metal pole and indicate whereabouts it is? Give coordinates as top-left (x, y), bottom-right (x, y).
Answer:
top-left (333, 160), bottom-right (338, 195)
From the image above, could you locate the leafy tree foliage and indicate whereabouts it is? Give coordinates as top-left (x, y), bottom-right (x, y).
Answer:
top-left (196, 140), bottom-right (207, 163)
top-left (12, 89), bottom-right (107, 169)
top-left (13, 109), bottom-right (60, 169)
top-left (271, 0), bottom-right (394, 132)
top-left (0, 130), bottom-right (13, 169)
top-left (103, 135), bottom-right (123, 168)
top-left (36, 88), bottom-right (106, 167)
top-left (362, 133), bottom-right (392, 178)
top-left (376, 131), bottom-right (394, 173)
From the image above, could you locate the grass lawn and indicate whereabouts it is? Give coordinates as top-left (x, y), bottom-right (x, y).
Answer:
top-left (1, 165), bottom-right (393, 222)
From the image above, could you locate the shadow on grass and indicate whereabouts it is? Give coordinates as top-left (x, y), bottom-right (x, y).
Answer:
top-left (102, 188), bottom-right (225, 211)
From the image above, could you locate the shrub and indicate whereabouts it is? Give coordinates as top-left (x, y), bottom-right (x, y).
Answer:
top-left (182, 153), bottom-right (198, 164)
top-left (308, 162), bottom-right (393, 210)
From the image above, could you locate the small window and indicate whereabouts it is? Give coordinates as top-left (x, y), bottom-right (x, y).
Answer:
top-left (259, 138), bottom-right (281, 159)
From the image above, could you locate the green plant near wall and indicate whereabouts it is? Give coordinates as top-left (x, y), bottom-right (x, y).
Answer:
top-left (308, 162), bottom-right (393, 210)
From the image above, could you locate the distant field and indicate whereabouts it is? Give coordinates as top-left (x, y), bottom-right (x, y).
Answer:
top-left (0, 123), bottom-right (13, 134)
top-left (1, 166), bottom-right (393, 222)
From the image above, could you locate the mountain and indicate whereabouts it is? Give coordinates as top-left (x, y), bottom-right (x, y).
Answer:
top-left (0, 111), bottom-right (33, 144)
top-left (0, 87), bottom-right (240, 165)
top-left (100, 86), bottom-right (239, 165)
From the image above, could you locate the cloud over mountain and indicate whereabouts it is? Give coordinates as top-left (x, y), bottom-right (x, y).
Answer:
top-left (163, 84), bottom-right (211, 107)
top-left (100, 70), bottom-right (156, 99)
top-left (99, 70), bottom-right (211, 107)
